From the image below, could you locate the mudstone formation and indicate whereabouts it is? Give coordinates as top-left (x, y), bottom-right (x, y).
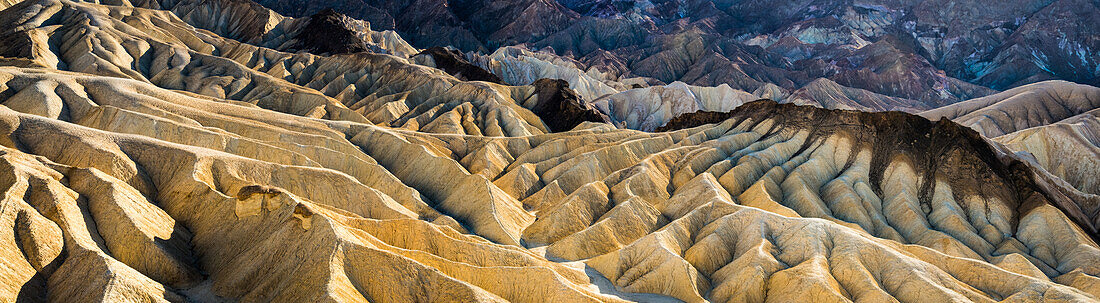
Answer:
top-left (0, 0), bottom-right (1097, 302)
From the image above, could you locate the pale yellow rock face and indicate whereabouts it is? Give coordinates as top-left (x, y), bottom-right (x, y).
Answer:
top-left (922, 80), bottom-right (1100, 138)
top-left (469, 46), bottom-right (625, 101)
top-left (591, 82), bottom-right (757, 131)
top-left (0, 0), bottom-right (1098, 302)
top-left (788, 78), bottom-right (930, 112)
top-left (995, 111), bottom-right (1100, 195)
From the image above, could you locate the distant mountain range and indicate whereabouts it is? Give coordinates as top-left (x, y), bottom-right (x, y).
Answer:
top-left (251, 0), bottom-right (1099, 111)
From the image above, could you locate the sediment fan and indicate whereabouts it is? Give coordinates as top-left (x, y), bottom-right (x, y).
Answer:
top-left (0, 0), bottom-right (1099, 302)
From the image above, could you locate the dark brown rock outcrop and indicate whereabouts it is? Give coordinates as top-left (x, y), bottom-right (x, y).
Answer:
top-left (416, 47), bottom-right (504, 83)
top-left (292, 8), bottom-right (370, 55)
top-left (530, 78), bottom-right (611, 132)
top-left (654, 110), bottom-right (745, 132)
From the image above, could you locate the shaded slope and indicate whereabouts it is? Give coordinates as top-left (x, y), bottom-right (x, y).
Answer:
top-left (414, 47), bottom-right (505, 83)
top-left (527, 78), bottom-right (611, 132)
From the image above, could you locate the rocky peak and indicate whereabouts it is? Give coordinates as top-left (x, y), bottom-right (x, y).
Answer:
top-left (291, 8), bottom-right (370, 54)
top-left (414, 47), bottom-right (505, 83)
top-left (529, 78), bottom-right (611, 132)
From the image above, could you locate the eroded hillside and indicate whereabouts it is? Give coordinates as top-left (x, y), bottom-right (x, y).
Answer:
top-left (0, 0), bottom-right (1099, 302)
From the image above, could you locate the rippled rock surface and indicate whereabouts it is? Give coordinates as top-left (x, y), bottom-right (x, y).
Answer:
top-left (0, 0), bottom-right (1098, 302)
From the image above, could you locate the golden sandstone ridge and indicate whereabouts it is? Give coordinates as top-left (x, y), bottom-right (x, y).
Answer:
top-left (0, 0), bottom-right (1099, 302)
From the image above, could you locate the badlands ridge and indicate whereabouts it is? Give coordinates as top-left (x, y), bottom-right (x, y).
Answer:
top-left (0, 0), bottom-right (1098, 302)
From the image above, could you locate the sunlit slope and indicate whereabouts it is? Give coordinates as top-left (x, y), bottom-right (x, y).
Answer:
top-left (0, 66), bottom-right (1097, 301)
top-left (0, 0), bottom-right (1098, 301)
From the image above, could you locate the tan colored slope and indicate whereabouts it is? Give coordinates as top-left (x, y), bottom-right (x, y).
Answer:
top-left (591, 82), bottom-right (757, 131)
top-left (0, 0), bottom-right (17, 9)
top-left (995, 109), bottom-right (1100, 195)
top-left (0, 67), bottom-right (625, 302)
top-left (0, 0), bottom-right (1099, 301)
top-left (0, 0), bottom-right (370, 123)
top-left (0, 0), bottom-right (556, 136)
top-left (0, 66), bottom-right (551, 246)
top-left (0, 142), bottom-right (610, 302)
top-left (789, 78), bottom-right (931, 113)
top-left (3, 65), bottom-right (1099, 301)
top-left (921, 80), bottom-right (1100, 137)
top-left (139, 0), bottom-right (418, 58)
top-left (512, 110), bottom-right (1100, 301)
top-left (468, 46), bottom-right (625, 101)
